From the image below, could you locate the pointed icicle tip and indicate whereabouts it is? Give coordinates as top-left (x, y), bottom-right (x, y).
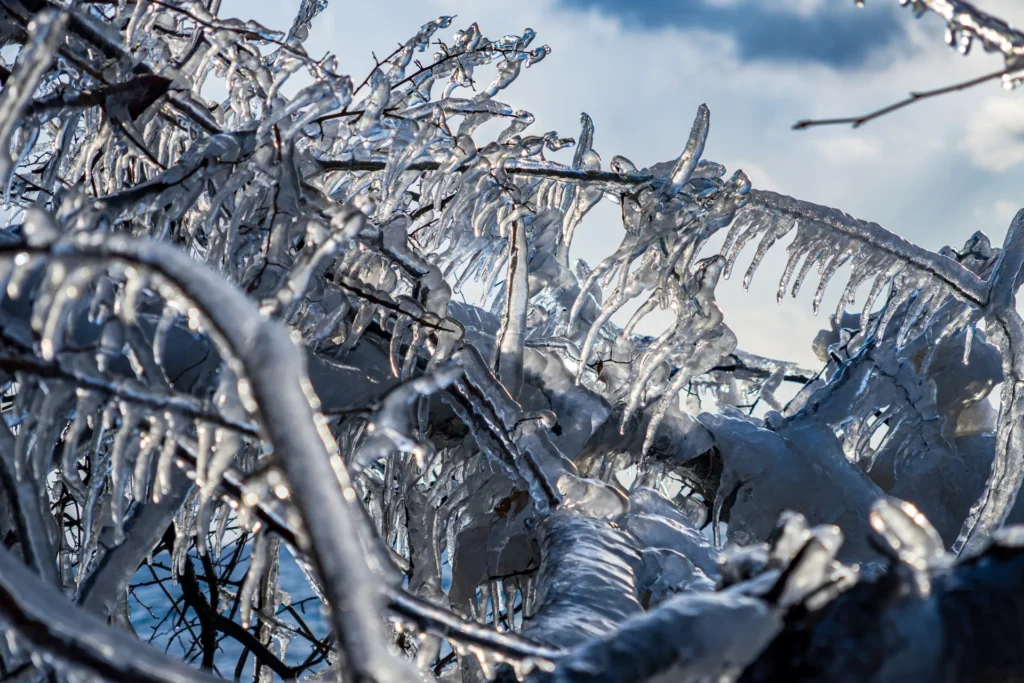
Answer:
top-left (572, 112), bottom-right (595, 169)
top-left (664, 104), bottom-right (711, 198)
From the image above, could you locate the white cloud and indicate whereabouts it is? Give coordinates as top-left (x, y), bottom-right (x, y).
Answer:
top-left (810, 134), bottom-right (882, 164)
top-left (992, 199), bottom-right (1021, 226)
top-left (702, 0), bottom-right (825, 17)
top-left (964, 96), bottom-right (1024, 172)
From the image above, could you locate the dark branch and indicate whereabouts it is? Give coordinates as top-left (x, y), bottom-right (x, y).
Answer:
top-left (316, 156), bottom-right (656, 186)
top-left (26, 75), bottom-right (173, 119)
top-left (793, 69), bottom-right (1006, 130)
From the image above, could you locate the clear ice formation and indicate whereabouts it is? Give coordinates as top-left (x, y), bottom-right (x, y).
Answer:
top-left (0, 0), bottom-right (1022, 681)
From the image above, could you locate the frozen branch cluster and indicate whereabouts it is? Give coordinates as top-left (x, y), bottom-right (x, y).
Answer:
top-left (0, 0), bottom-right (1022, 681)
top-left (892, 0), bottom-right (1024, 84)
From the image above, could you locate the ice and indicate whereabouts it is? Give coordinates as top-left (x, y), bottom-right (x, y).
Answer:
top-left (1, 2), bottom-right (1024, 681)
top-left (0, 9), bottom-right (65, 204)
top-left (727, 191), bottom-right (988, 325)
top-left (495, 216), bottom-right (529, 399)
top-left (521, 511), bottom-right (642, 650)
top-left (240, 531), bottom-right (271, 629)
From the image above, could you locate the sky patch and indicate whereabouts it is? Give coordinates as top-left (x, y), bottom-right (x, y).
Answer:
top-left (558, 0), bottom-right (909, 67)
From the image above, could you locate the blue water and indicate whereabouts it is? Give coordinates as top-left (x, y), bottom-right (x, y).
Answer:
top-left (130, 545), bottom-right (331, 677)
top-left (130, 544), bottom-right (455, 677)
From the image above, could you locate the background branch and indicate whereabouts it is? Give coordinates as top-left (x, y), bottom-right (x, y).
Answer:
top-left (794, 69), bottom-right (1006, 130)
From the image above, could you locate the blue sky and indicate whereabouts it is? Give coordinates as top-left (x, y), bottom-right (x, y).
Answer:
top-left (560, 0), bottom-right (909, 67)
top-left (227, 0), bottom-right (1024, 365)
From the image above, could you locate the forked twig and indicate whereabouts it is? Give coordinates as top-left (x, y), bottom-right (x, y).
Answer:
top-left (793, 68), bottom-right (1006, 130)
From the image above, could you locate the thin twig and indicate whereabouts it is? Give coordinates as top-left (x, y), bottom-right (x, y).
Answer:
top-left (793, 68), bottom-right (1007, 130)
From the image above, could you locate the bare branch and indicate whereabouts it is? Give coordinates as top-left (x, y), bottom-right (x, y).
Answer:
top-left (0, 542), bottom-right (224, 683)
top-left (793, 69), bottom-right (1006, 130)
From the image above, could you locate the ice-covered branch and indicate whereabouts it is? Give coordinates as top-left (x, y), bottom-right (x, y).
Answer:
top-left (0, 222), bottom-right (406, 682)
top-left (76, 468), bottom-right (193, 617)
top-left (166, 432), bottom-right (566, 667)
top-left (0, 417), bottom-right (59, 586)
top-left (709, 350), bottom-right (818, 384)
top-left (798, 1), bottom-right (1024, 127)
top-left (0, 0), bottom-right (221, 134)
top-left (897, 0), bottom-right (1024, 70)
top-left (0, 349), bottom-right (258, 435)
top-left (738, 191), bottom-right (988, 308)
top-left (528, 591), bottom-right (779, 683)
top-left (316, 155), bottom-right (657, 187)
top-left (742, 507), bottom-right (1024, 681)
top-left (954, 209), bottom-right (1024, 554)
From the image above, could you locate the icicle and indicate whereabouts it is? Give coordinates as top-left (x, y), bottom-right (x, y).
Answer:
top-left (133, 415), bottom-right (164, 502)
top-left (213, 504), bottom-right (231, 561)
top-left (154, 412), bottom-right (182, 502)
top-left (240, 532), bottom-right (271, 629)
top-left (194, 422), bottom-right (214, 488)
top-left (152, 308), bottom-right (178, 371)
top-left (109, 402), bottom-right (139, 544)
top-left (389, 315), bottom-right (413, 378)
top-left (774, 525), bottom-right (844, 609)
top-left (662, 104), bottom-right (710, 199)
top-left (963, 323), bottom-right (975, 364)
top-left (7, 253), bottom-right (39, 301)
top-left (38, 267), bottom-right (93, 361)
top-left (202, 427), bottom-right (241, 499)
top-left (170, 490), bottom-right (200, 584)
top-left (811, 249), bottom-right (854, 315)
top-left (61, 390), bottom-right (102, 500)
top-left (494, 218), bottom-right (528, 398)
top-left (78, 481), bottom-right (110, 584)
